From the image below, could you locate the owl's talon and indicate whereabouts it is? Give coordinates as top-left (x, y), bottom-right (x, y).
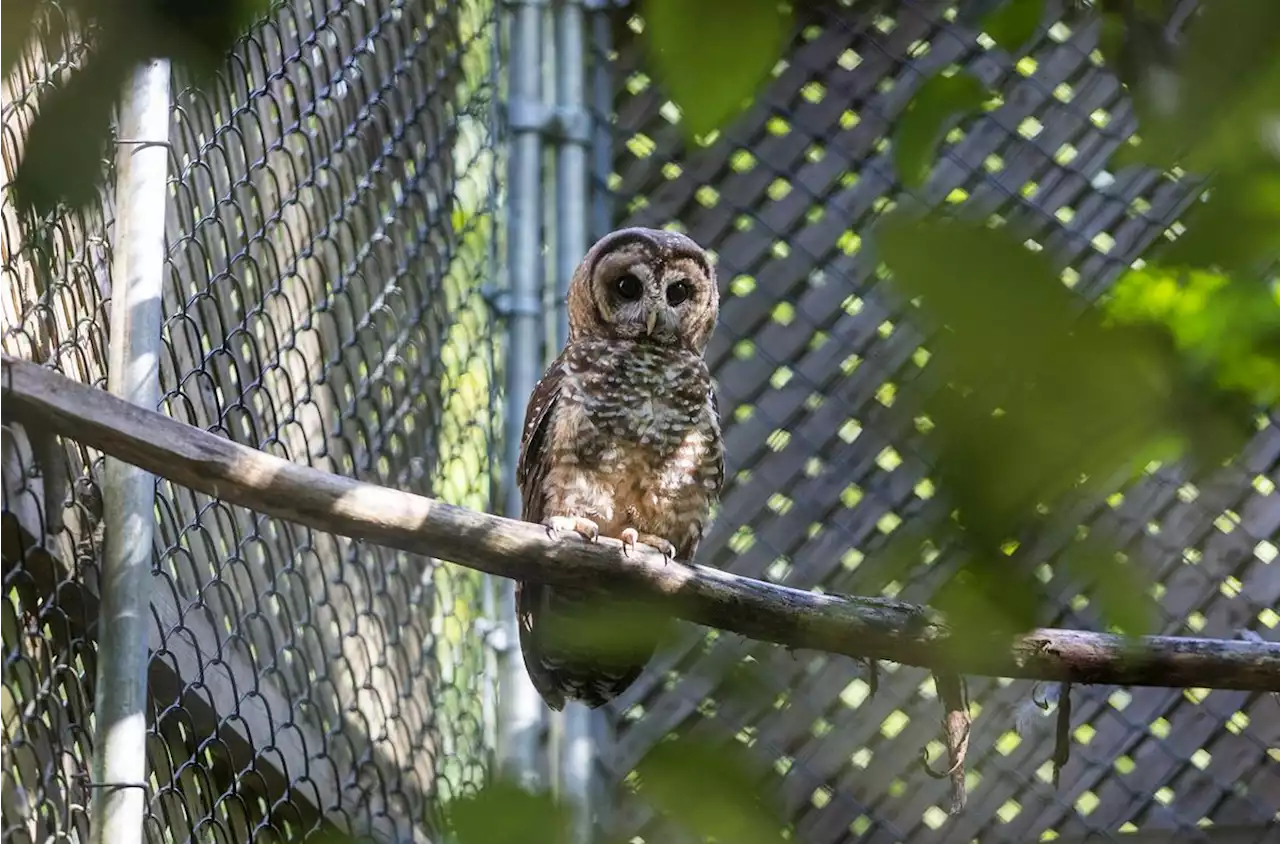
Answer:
top-left (623, 531), bottom-right (676, 565)
top-left (620, 527), bottom-right (640, 556)
top-left (657, 542), bottom-right (677, 566)
top-left (543, 515), bottom-right (600, 543)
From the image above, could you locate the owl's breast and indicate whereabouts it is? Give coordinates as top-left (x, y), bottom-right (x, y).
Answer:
top-left (563, 344), bottom-right (708, 459)
top-left (548, 339), bottom-right (722, 539)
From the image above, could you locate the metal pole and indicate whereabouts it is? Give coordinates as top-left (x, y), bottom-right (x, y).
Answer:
top-left (499, 0), bottom-right (550, 791)
top-left (552, 0), bottom-right (587, 349)
top-left (541, 0), bottom-right (564, 792)
top-left (553, 0), bottom-right (588, 349)
top-left (481, 0), bottom-right (508, 774)
top-left (589, 4), bottom-right (615, 243)
top-left (552, 1), bottom-right (596, 841)
top-left (89, 58), bottom-right (171, 844)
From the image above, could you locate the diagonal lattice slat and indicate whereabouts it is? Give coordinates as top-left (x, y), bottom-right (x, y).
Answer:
top-left (591, 2), bottom-right (1280, 843)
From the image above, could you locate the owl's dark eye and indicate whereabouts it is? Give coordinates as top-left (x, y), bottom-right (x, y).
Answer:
top-left (666, 279), bottom-right (691, 306)
top-left (615, 273), bottom-right (643, 300)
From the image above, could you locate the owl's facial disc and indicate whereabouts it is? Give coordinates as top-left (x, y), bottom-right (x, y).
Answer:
top-left (575, 230), bottom-right (716, 349)
top-left (603, 263), bottom-right (703, 345)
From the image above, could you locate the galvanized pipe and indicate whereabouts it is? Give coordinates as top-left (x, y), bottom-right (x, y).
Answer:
top-left (89, 58), bottom-right (172, 844)
top-left (481, 11), bottom-right (506, 760)
top-left (551, 0), bottom-right (597, 840)
top-left (582, 10), bottom-right (620, 838)
top-left (553, 0), bottom-right (587, 348)
top-left (499, 0), bottom-right (551, 790)
top-left (589, 6), bottom-right (615, 242)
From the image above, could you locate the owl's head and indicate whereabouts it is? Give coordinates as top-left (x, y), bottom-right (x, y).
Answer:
top-left (566, 227), bottom-right (718, 352)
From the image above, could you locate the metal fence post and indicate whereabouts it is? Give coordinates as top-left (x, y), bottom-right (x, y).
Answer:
top-left (89, 57), bottom-right (172, 844)
top-left (588, 3), bottom-right (615, 243)
top-left (550, 0), bottom-right (597, 840)
top-left (582, 8), bottom-right (618, 832)
top-left (499, 0), bottom-right (551, 791)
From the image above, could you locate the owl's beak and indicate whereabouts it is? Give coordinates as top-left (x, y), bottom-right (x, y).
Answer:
top-left (645, 309), bottom-right (658, 336)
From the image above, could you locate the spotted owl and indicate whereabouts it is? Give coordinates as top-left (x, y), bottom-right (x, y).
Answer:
top-left (515, 227), bottom-right (725, 711)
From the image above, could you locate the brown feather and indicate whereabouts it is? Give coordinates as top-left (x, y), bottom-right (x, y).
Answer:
top-left (515, 227), bottom-right (724, 711)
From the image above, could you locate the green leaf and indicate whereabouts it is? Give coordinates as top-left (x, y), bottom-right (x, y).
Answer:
top-left (537, 595), bottom-right (677, 667)
top-left (1113, 0), bottom-right (1280, 170)
top-left (893, 72), bottom-right (988, 189)
top-left (2, 0), bottom-right (41, 79)
top-left (1106, 267), bottom-right (1280, 407)
top-left (1097, 9), bottom-right (1177, 137)
top-left (1058, 537), bottom-right (1157, 638)
top-left (978, 0), bottom-right (1045, 54)
top-left (874, 211), bottom-right (1252, 546)
top-left (9, 0), bottom-right (269, 215)
top-left (1160, 170), bottom-right (1280, 277)
top-left (644, 0), bottom-right (791, 139)
top-left (446, 780), bottom-right (571, 844)
top-left (11, 53), bottom-right (127, 217)
top-left (118, 0), bottom-right (272, 82)
top-left (1094, 8), bottom-right (1126, 76)
top-left (1169, 0), bottom-right (1280, 136)
top-left (875, 212), bottom-right (1260, 634)
top-left (636, 734), bottom-right (786, 844)
top-left (932, 553), bottom-right (1042, 645)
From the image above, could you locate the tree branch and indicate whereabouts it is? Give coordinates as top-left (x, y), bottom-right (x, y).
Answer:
top-left (4, 354), bottom-right (1278, 691)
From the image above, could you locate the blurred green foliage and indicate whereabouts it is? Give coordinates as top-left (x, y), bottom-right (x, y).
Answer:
top-left (1102, 0), bottom-right (1280, 173)
top-left (893, 72), bottom-right (990, 189)
top-left (875, 210), bottom-right (1245, 640)
top-left (643, 0), bottom-right (791, 139)
top-left (446, 780), bottom-right (574, 844)
top-left (638, 0), bottom-right (1278, 648)
top-left (8, 1), bottom-right (1279, 841)
top-left (962, 0), bottom-right (1046, 54)
top-left (439, 734), bottom-right (788, 844)
top-left (5, 0), bottom-right (268, 216)
top-left (1106, 268), bottom-right (1280, 407)
top-left (634, 734), bottom-right (787, 844)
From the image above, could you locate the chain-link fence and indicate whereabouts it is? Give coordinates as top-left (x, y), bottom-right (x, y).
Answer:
top-left (3, 1), bottom-right (502, 841)
top-left (588, 1), bottom-right (1279, 843)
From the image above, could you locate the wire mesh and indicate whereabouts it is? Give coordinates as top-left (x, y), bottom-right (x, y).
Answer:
top-left (3, 6), bottom-right (114, 842)
top-left (3, 1), bottom-right (503, 842)
top-left (588, 1), bottom-right (1280, 843)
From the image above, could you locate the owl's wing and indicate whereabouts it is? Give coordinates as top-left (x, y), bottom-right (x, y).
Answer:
top-left (676, 383), bottom-right (726, 563)
top-left (515, 357), bottom-right (571, 709)
top-left (516, 357), bottom-right (566, 523)
top-left (708, 383), bottom-right (726, 501)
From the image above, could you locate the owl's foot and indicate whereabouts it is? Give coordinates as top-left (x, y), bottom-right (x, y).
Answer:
top-left (619, 528), bottom-right (676, 564)
top-left (543, 515), bottom-right (600, 543)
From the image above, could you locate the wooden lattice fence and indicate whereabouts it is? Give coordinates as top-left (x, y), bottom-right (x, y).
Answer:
top-left (591, 1), bottom-right (1280, 842)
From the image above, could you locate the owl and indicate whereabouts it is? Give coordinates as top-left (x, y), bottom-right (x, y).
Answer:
top-left (515, 226), bottom-right (725, 711)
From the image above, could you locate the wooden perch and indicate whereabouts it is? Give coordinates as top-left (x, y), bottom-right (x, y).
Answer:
top-left (4, 354), bottom-right (1279, 692)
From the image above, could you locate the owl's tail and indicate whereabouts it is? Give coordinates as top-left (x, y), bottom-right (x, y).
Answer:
top-left (516, 581), bottom-right (658, 712)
